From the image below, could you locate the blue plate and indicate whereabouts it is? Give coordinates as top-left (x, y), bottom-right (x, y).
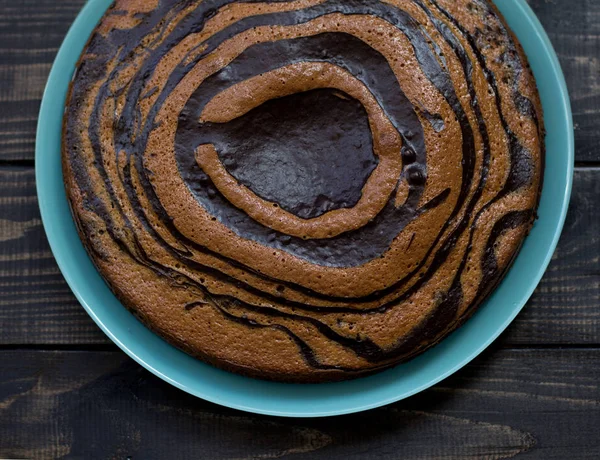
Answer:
top-left (36, 0), bottom-right (573, 417)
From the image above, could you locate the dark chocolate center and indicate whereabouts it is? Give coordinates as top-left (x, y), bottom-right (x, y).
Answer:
top-left (206, 88), bottom-right (377, 219)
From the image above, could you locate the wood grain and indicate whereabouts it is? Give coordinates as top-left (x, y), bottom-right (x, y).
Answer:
top-left (1, 166), bottom-right (597, 346)
top-left (0, 0), bottom-right (84, 161)
top-left (0, 348), bottom-right (598, 459)
top-left (0, 0), bottom-right (598, 162)
top-left (528, 0), bottom-right (600, 163)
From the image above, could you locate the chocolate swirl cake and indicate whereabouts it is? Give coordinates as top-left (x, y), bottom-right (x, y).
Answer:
top-left (63, 0), bottom-right (544, 382)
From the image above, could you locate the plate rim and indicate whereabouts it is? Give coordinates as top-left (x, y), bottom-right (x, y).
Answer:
top-left (36, 0), bottom-right (574, 417)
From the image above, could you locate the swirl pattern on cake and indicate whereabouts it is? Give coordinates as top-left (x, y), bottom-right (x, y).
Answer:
top-left (63, 0), bottom-right (544, 381)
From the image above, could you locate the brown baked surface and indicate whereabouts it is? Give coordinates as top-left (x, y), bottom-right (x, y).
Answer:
top-left (62, 0), bottom-right (544, 382)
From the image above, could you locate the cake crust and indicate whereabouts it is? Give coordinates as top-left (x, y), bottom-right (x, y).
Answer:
top-left (63, 0), bottom-right (544, 382)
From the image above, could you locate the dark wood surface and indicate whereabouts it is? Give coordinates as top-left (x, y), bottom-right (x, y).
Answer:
top-left (0, 0), bottom-right (598, 458)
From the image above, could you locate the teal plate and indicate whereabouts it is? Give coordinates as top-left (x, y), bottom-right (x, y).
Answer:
top-left (36, 0), bottom-right (573, 417)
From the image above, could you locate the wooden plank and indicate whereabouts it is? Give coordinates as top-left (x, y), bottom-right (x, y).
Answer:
top-left (0, 0), bottom-right (84, 161)
top-left (0, 0), bottom-right (598, 162)
top-left (0, 166), bottom-right (598, 346)
top-left (0, 348), bottom-right (598, 459)
top-left (528, 0), bottom-right (600, 163)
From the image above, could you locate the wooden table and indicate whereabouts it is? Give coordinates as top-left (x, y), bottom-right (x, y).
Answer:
top-left (1, 1), bottom-right (599, 458)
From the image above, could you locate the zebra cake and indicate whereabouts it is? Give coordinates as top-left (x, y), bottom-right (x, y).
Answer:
top-left (63, 0), bottom-right (544, 382)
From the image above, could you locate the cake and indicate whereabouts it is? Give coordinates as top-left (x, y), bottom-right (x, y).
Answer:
top-left (62, 0), bottom-right (544, 382)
